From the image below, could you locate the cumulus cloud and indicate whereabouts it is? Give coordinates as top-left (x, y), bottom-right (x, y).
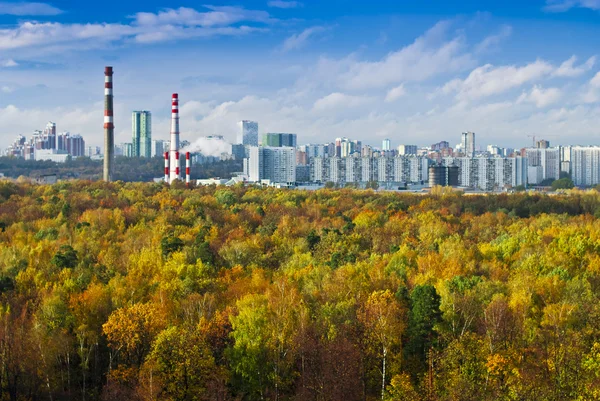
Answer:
top-left (475, 25), bottom-right (512, 53)
top-left (268, 1), bottom-right (303, 9)
top-left (0, 59), bottom-right (18, 67)
top-left (385, 84), bottom-right (406, 102)
top-left (0, 1), bottom-right (62, 16)
top-left (312, 92), bottom-right (371, 111)
top-left (517, 85), bottom-right (562, 108)
top-left (440, 60), bottom-right (554, 100)
top-left (0, 5), bottom-right (272, 51)
top-left (282, 26), bottom-right (326, 52)
top-left (333, 21), bottom-right (475, 90)
top-left (544, 0), bottom-right (600, 12)
top-left (553, 55), bottom-right (596, 77)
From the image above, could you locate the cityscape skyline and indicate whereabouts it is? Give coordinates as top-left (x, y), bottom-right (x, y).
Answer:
top-left (1, 1), bottom-right (600, 149)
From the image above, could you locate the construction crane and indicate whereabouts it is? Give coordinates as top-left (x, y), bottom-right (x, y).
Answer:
top-left (526, 134), bottom-right (558, 148)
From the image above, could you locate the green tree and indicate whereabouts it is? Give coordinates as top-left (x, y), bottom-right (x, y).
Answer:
top-left (552, 177), bottom-right (575, 190)
top-left (405, 285), bottom-right (441, 372)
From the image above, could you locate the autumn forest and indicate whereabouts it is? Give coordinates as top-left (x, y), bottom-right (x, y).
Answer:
top-left (1, 181), bottom-right (600, 400)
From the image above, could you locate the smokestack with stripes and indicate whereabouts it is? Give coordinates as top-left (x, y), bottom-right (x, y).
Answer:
top-left (186, 152), bottom-right (190, 186)
top-left (169, 93), bottom-right (180, 183)
top-left (164, 152), bottom-right (169, 183)
top-left (103, 66), bottom-right (114, 182)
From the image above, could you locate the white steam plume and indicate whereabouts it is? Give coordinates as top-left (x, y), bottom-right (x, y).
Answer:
top-left (183, 136), bottom-right (232, 157)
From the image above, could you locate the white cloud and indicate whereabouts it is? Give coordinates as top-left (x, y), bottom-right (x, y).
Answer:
top-left (132, 6), bottom-right (272, 28)
top-left (0, 2), bottom-right (62, 16)
top-left (313, 92), bottom-right (371, 111)
top-left (544, 0), bottom-right (600, 12)
top-left (0, 6), bottom-right (273, 51)
top-left (553, 55), bottom-right (596, 77)
top-left (268, 1), bottom-right (303, 9)
top-left (517, 85), bottom-right (562, 108)
top-left (441, 60), bottom-right (555, 100)
top-left (591, 71), bottom-right (600, 88)
top-left (385, 84), bottom-right (406, 102)
top-left (282, 26), bottom-right (325, 52)
top-left (334, 21), bottom-right (475, 90)
top-left (0, 58), bottom-right (18, 67)
top-left (475, 25), bottom-right (512, 53)
top-left (1, 86), bottom-right (12, 93)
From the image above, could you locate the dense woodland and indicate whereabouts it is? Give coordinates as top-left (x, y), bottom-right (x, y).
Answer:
top-left (2, 181), bottom-right (600, 400)
top-left (0, 156), bottom-right (242, 182)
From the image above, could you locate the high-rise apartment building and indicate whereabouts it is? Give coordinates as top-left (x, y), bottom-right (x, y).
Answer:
top-left (262, 133), bottom-right (297, 147)
top-left (239, 120), bottom-right (259, 146)
top-left (151, 139), bottom-right (167, 158)
top-left (132, 111), bottom-right (152, 158)
top-left (571, 146), bottom-right (600, 186)
top-left (397, 145), bottom-right (418, 155)
top-left (442, 156), bottom-right (527, 190)
top-left (461, 132), bottom-right (476, 157)
top-left (524, 147), bottom-right (560, 184)
top-left (382, 139), bottom-right (391, 151)
top-left (536, 139), bottom-right (550, 149)
top-left (58, 132), bottom-right (85, 157)
top-left (247, 146), bottom-right (296, 184)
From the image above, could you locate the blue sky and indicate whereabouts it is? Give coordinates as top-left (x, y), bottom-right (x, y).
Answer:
top-left (1, 0), bottom-right (600, 151)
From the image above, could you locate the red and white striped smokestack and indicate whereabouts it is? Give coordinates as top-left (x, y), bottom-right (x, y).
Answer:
top-left (186, 152), bottom-right (190, 186)
top-left (169, 93), bottom-right (180, 183)
top-left (103, 66), bottom-right (114, 182)
top-left (164, 152), bottom-right (169, 183)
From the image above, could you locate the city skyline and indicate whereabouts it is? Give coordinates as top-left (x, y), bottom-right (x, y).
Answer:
top-left (1, 1), bottom-right (600, 148)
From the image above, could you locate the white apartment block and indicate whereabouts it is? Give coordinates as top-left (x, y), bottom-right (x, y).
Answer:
top-left (310, 156), bottom-right (428, 184)
top-left (442, 157), bottom-right (527, 190)
top-left (571, 146), bottom-right (600, 186)
top-left (525, 148), bottom-right (560, 182)
top-left (247, 146), bottom-right (296, 184)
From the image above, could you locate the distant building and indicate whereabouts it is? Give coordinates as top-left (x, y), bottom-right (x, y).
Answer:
top-left (239, 120), bottom-right (258, 146)
top-left (431, 141), bottom-right (450, 151)
top-left (231, 144), bottom-right (246, 161)
top-left (262, 133), bottom-right (297, 147)
top-left (442, 156), bottom-right (527, 190)
top-left (525, 147), bottom-right (560, 182)
top-left (536, 139), bottom-right (550, 149)
top-left (382, 139), bottom-right (391, 151)
top-left (34, 149), bottom-right (70, 163)
top-left (58, 132), bottom-right (85, 157)
top-left (132, 111), bottom-right (152, 158)
top-left (461, 132), bottom-right (476, 157)
top-left (397, 145), bottom-right (418, 156)
top-left (571, 146), bottom-right (600, 186)
top-left (310, 155), bottom-right (429, 185)
top-left (246, 146), bottom-right (296, 184)
top-left (151, 140), bottom-right (166, 158)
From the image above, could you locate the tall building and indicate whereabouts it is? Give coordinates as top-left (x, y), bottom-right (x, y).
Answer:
top-left (262, 133), bottom-right (297, 147)
top-left (524, 147), bottom-right (560, 184)
top-left (58, 132), bottom-right (85, 157)
top-left (151, 139), bottom-right (166, 158)
top-left (132, 111), bottom-right (152, 158)
top-left (397, 145), bottom-right (418, 155)
top-left (246, 146), bottom-right (296, 184)
top-left (239, 120), bottom-right (258, 146)
top-left (461, 132), bottom-right (476, 157)
top-left (382, 139), bottom-right (391, 151)
top-left (536, 139), bottom-right (550, 149)
top-left (571, 146), bottom-right (600, 186)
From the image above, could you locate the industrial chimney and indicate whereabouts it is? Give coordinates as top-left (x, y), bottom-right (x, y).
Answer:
top-left (169, 93), bottom-right (180, 183)
top-left (103, 66), bottom-right (114, 182)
